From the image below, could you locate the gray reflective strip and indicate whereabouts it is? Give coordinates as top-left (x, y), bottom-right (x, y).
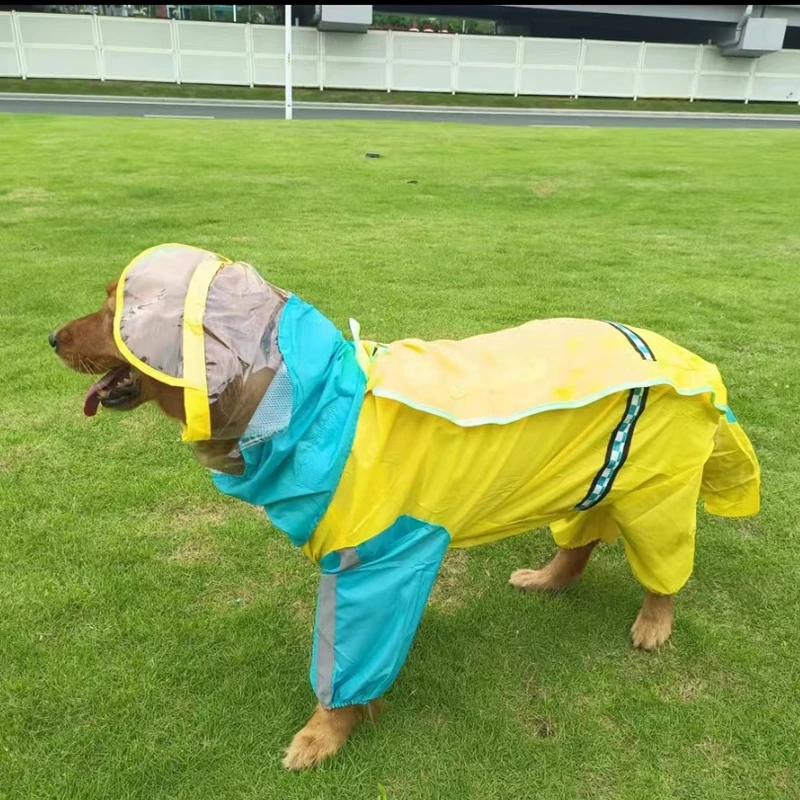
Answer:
top-left (316, 573), bottom-right (337, 708)
top-left (315, 547), bottom-right (361, 708)
top-left (338, 547), bottom-right (361, 571)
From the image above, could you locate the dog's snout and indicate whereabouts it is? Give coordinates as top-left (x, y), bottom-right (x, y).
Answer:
top-left (48, 331), bottom-right (59, 350)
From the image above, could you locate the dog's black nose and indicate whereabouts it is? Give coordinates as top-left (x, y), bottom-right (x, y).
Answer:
top-left (48, 331), bottom-right (58, 350)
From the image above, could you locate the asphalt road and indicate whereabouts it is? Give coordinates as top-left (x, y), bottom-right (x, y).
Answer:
top-left (2, 93), bottom-right (800, 128)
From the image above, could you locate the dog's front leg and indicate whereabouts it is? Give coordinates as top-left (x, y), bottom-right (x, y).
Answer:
top-left (283, 699), bottom-right (384, 770)
top-left (287, 524), bottom-right (448, 770)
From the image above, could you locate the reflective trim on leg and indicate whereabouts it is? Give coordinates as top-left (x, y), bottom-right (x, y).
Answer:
top-left (315, 573), bottom-right (337, 709)
top-left (310, 516), bottom-right (450, 709)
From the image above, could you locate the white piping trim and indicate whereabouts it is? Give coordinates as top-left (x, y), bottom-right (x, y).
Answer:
top-left (370, 379), bottom-right (735, 427)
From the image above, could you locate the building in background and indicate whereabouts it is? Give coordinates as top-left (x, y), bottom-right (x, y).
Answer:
top-left (378, 5), bottom-right (800, 52)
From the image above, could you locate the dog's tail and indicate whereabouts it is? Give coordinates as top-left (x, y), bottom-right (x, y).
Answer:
top-left (700, 415), bottom-right (761, 518)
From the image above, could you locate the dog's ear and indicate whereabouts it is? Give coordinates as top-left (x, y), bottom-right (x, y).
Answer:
top-left (104, 280), bottom-right (118, 312)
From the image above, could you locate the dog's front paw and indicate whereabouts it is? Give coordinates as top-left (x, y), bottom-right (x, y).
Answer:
top-left (283, 724), bottom-right (343, 771)
top-left (631, 611), bottom-right (672, 650)
top-left (282, 703), bottom-right (372, 771)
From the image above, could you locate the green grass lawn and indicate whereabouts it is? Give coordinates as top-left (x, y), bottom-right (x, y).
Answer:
top-left (2, 77), bottom-right (800, 115)
top-left (1, 114), bottom-right (798, 800)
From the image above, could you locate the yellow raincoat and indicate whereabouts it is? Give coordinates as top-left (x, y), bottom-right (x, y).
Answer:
top-left (295, 317), bottom-right (760, 708)
top-left (107, 245), bottom-right (760, 712)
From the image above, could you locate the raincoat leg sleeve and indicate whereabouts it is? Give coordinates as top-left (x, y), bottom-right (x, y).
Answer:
top-left (310, 516), bottom-right (450, 709)
top-left (550, 506), bottom-right (621, 550)
top-left (701, 416), bottom-right (761, 518)
top-left (610, 466), bottom-right (705, 597)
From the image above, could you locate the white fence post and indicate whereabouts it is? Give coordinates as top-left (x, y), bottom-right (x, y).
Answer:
top-left (451, 33), bottom-right (460, 95)
top-left (575, 38), bottom-right (586, 99)
top-left (689, 45), bottom-right (703, 102)
top-left (170, 17), bottom-right (181, 84)
top-left (246, 22), bottom-right (254, 87)
top-left (386, 29), bottom-right (392, 92)
top-left (10, 10), bottom-right (25, 79)
top-left (744, 57), bottom-right (756, 104)
top-left (318, 29), bottom-right (324, 91)
top-left (92, 12), bottom-right (105, 81)
top-left (633, 40), bottom-right (646, 101)
top-left (514, 36), bottom-right (523, 97)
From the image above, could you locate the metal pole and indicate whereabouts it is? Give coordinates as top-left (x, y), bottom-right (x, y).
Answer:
top-left (285, 4), bottom-right (293, 120)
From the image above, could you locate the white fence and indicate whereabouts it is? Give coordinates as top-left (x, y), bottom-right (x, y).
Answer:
top-left (2, 11), bottom-right (800, 103)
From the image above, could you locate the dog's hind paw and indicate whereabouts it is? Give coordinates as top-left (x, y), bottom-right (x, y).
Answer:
top-left (631, 612), bottom-right (672, 650)
top-left (631, 592), bottom-right (674, 650)
top-left (509, 568), bottom-right (555, 592)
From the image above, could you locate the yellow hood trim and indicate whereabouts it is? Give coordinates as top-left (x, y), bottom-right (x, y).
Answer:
top-left (112, 243), bottom-right (232, 442)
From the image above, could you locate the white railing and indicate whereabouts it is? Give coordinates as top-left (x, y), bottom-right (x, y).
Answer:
top-left (1, 11), bottom-right (799, 104)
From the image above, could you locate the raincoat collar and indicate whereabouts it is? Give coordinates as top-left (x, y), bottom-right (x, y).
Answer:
top-left (211, 295), bottom-right (366, 547)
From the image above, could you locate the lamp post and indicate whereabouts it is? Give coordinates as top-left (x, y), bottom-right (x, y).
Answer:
top-left (285, 4), bottom-right (292, 120)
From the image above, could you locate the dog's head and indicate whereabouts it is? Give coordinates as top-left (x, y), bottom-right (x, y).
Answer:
top-left (50, 279), bottom-right (186, 422)
top-left (50, 249), bottom-right (287, 475)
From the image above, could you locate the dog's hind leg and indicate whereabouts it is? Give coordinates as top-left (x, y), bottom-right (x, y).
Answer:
top-left (510, 507), bottom-right (615, 592)
top-left (510, 540), bottom-right (598, 592)
top-left (613, 467), bottom-right (704, 651)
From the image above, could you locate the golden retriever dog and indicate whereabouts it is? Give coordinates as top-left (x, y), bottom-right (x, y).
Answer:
top-left (51, 270), bottom-right (760, 770)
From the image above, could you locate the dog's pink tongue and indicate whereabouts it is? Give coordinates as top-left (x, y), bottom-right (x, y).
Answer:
top-left (83, 368), bottom-right (125, 417)
top-left (83, 383), bottom-right (103, 417)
